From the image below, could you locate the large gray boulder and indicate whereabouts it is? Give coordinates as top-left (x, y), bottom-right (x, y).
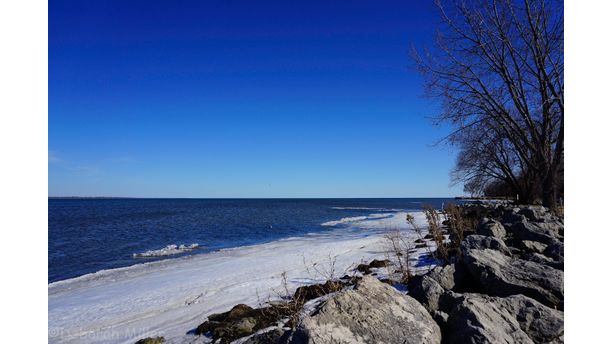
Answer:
top-left (511, 219), bottom-right (563, 245)
top-left (496, 295), bottom-right (564, 343)
top-left (522, 252), bottom-right (564, 270)
top-left (446, 293), bottom-right (564, 344)
top-left (409, 264), bottom-right (479, 314)
top-left (518, 206), bottom-right (553, 222)
top-left (462, 248), bottom-right (564, 309)
top-left (520, 240), bottom-right (548, 254)
top-left (502, 208), bottom-right (526, 225)
top-left (408, 275), bottom-right (446, 313)
top-left (477, 218), bottom-right (507, 239)
top-left (428, 264), bottom-right (458, 290)
top-left (543, 241), bottom-right (564, 262)
top-left (286, 276), bottom-right (441, 344)
top-left (461, 235), bottom-right (512, 256)
top-left (426, 262), bottom-right (474, 293)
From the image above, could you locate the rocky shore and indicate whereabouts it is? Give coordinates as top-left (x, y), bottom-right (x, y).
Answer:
top-left (137, 204), bottom-right (564, 344)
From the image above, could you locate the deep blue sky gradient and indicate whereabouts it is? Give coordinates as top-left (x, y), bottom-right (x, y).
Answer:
top-left (49, 0), bottom-right (462, 197)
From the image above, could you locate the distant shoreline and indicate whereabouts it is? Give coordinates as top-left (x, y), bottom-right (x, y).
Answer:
top-left (49, 196), bottom-right (462, 200)
top-left (454, 196), bottom-right (514, 201)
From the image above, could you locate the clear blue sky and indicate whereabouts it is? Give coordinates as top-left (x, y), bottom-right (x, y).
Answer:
top-left (49, 0), bottom-right (462, 198)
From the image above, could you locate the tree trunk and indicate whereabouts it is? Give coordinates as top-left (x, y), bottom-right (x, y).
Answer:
top-left (516, 182), bottom-right (535, 205)
top-left (516, 175), bottom-right (536, 205)
top-left (541, 171), bottom-right (558, 210)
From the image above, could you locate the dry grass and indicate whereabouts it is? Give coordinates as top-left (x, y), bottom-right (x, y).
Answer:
top-left (383, 229), bottom-right (413, 283)
top-left (302, 253), bottom-right (339, 283)
top-left (444, 203), bottom-right (465, 255)
top-left (406, 213), bottom-right (429, 246)
top-left (269, 272), bottom-right (306, 327)
top-left (423, 205), bottom-right (449, 262)
top-left (257, 271), bottom-right (309, 329)
top-left (261, 254), bottom-right (346, 328)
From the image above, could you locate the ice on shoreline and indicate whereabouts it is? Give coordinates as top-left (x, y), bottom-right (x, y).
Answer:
top-left (330, 206), bottom-right (404, 212)
top-left (132, 244), bottom-right (200, 258)
top-left (320, 213), bottom-right (394, 227)
top-left (48, 211), bottom-right (435, 344)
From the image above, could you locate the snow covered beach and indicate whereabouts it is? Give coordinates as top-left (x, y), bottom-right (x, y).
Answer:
top-left (48, 211), bottom-right (435, 344)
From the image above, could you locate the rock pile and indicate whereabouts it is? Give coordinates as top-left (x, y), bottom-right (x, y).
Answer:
top-left (177, 204), bottom-right (563, 344)
top-left (409, 204), bottom-right (564, 343)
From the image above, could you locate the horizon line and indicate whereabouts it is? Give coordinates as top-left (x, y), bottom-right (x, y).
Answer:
top-left (48, 196), bottom-right (465, 199)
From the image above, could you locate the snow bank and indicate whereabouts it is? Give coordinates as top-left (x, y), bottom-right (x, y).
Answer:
top-left (48, 211), bottom-right (435, 344)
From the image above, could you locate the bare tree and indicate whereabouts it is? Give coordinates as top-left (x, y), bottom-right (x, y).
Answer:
top-left (414, 0), bottom-right (563, 208)
top-left (450, 116), bottom-right (536, 201)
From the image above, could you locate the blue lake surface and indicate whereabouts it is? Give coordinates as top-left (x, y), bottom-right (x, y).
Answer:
top-left (48, 198), bottom-right (461, 283)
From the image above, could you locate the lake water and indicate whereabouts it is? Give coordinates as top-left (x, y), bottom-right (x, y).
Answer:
top-left (48, 198), bottom-right (460, 282)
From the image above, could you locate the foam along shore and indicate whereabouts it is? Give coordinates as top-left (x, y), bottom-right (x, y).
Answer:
top-left (48, 211), bottom-right (435, 344)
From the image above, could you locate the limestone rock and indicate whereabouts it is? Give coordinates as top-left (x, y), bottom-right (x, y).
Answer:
top-left (446, 293), bottom-right (563, 344)
top-left (286, 276), bottom-right (441, 344)
top-left (461, 235), bottom-right (512, 256)
top-left (477, 218), bottom-right (507, 239)
top-left (408, 275), bottom-right (446, 313)
top-left (543, 241), bottom-right (564, 262)
top-left (520, 240), bottom-right (548, 254)
top-left (518, 206), bottom-right (552, 222)
top-left (462, 248), bottom-right (564, 308)
top-left (511, 219), bottom-right (563, 245)
top-left (428, 264), bottom-right (457, 290)
top-left (522, 252), bottom-right (564, 270)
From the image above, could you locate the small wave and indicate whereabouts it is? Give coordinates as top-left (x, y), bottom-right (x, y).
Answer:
top-left (133, 244), bottom-right (200, 258)
top-left (321, 213), bottom-right (393, 227)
